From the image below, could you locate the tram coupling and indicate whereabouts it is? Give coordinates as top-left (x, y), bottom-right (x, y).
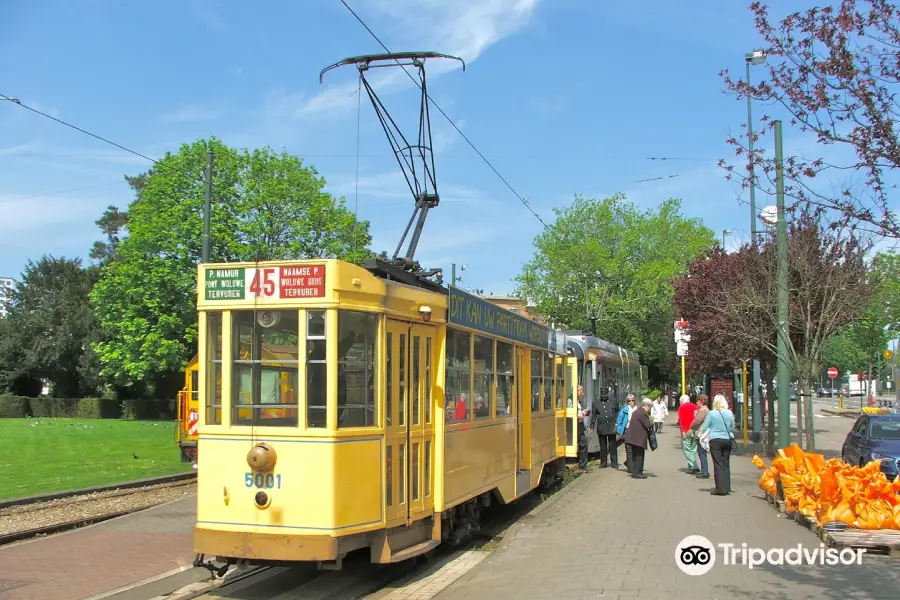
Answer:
top-left (193, 553), bottom-right (231, 579)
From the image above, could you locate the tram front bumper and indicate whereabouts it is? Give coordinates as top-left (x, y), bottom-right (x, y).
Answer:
top-left (194, 525), bottom-right (338, 562)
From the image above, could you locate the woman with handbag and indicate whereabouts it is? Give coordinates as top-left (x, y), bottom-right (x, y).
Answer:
top-left (702, 394), bottom-right (736, 495)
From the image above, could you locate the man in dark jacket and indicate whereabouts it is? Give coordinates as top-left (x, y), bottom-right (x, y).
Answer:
top-left (624, 398), bottom-right (653, 479)
top-left (589, 389), bottom-right (620, 468)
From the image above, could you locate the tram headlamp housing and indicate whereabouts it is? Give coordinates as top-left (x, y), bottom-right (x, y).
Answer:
top-left (255, 491), bottom-right (270, 508)
top-left (419, 305), bottom-right (432, 322)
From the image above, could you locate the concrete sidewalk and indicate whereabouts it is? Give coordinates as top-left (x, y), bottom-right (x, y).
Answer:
top-left (0, 496), bottom-right (198, 600)
top-left (435, 415), bottom-right (900, 600)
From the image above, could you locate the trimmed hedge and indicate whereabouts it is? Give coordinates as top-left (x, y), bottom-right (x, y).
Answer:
top-left (0, 395), bottom-right (175, 420)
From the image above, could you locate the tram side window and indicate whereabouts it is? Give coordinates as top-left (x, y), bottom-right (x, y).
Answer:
top-left (530, 350), bottom-right (542, 412)
top-left (337, 311), bottom-right (378, 428)
top-left (307, 310), bottom-right (327, 428)
top-left (232, 310), bottom-right (300, 427)
top-left (543, 353), bottom-right (552, 411)
top-left (495, 341), bottom-right (513, 417)
top-left (472, 336), bottom-right (493, 420)
top-left (445, 328), bottom-right (471, 423)
top-left (206, 312), bottom-right (223, 425)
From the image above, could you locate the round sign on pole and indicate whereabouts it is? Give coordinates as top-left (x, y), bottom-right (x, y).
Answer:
top-left (885, 349), bottom-right (894, 360)
top-left (827, 367), bottom-right (838, 379)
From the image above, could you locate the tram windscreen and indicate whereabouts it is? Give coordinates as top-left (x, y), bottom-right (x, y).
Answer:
top-left (232, 310), bottom-right (299, 427)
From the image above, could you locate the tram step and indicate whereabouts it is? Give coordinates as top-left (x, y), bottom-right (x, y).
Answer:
top-left (390, 539), bottom-right (440, 563)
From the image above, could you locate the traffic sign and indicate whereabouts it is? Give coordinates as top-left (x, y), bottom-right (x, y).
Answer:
top-left (827, 367), bottom-right (838, 379)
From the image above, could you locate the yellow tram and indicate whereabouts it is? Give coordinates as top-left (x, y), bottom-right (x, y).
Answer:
top-left (192, 258), bottom-right (569, 568)
top-left (175, 356), bottom-right (200, 465)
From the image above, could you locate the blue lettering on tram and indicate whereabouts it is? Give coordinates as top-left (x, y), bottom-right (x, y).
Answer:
top-left (245, 472), bottom-right (282, 489)
top-left (448, 287), bottom-right (564, 352)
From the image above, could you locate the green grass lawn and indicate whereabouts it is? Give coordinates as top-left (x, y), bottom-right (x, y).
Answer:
top-left (0, 418), bottom-right (193, 501)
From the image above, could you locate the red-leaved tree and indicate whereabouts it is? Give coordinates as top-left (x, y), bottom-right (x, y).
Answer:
top-left (673, 210), bottom-right (872, 449)
top-left (720, 0), bottom-right (900, 238)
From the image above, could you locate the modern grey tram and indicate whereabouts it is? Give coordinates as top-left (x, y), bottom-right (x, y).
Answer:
top-left (562, 332), bottom-right (647, 457)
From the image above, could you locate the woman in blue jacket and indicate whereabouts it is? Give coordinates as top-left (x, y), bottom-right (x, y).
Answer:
top-left (702, 394), bottom-right (735, 495)
top-left (615, 395), bottom-right (635, 470)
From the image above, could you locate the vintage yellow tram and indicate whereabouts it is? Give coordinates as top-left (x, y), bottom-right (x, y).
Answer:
top-left (191, 258), bottom-right (568, 568)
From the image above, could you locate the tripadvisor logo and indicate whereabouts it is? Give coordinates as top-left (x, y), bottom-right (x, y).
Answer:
top-left (675, 535), bottom-right (866, 575)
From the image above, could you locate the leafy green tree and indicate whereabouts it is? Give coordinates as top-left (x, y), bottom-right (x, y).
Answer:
top-left (516, 194), bottom-right (716, 385)
top-left (0, 257), bottom-right (99, 397)
top-left (821, 250), bottom-right (898, 383)
top-left (90, 138), bottom-right (373, 393)
top-left (89, 205), bottom-right (128, 265)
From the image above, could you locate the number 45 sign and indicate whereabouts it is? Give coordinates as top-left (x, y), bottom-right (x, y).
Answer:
top-left (248, 264), bottom-right (326, 300)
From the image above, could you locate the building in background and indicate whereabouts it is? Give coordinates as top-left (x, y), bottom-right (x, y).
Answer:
top-left (484, 295), bottom-right (546, 324)
top-left (0, 277), bottom-right (15, 317)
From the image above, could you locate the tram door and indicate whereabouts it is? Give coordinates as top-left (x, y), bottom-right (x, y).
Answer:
top-left (385, 319), bottom-right (435, 528)
top-left (515, 346), bottom-right (531, 472)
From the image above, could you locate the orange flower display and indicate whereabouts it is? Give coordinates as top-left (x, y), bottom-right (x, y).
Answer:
top-left (753, 444), bottom-right (900, 529)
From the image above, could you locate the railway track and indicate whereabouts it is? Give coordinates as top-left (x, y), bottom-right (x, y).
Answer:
top-left (0, 477), bottom-right (197, 546)
top-left (0, 471), bottom-right (197, 511)
top-left (0, 508), bottom-right (141, 546)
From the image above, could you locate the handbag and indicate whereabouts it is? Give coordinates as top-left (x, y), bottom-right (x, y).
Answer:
top-left (699, 427), bottom-right (711, 451)
top-left (648, 425), bottom-right (658, 451)
top-left (717, 409), bottom-right (738, 451)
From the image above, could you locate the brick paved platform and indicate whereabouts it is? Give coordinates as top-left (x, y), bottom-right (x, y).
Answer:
top-left (435, 415), bottom-right (900, 600)
top-left (0, 496), bottom-right (197, 600)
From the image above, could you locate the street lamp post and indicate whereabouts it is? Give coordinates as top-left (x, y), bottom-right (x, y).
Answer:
top-left (746, 50), bottom-right (766, 244)
top-left (452, 263), bottom-right (466, 286)
top-left (722, 228), bottom-right (733, 249)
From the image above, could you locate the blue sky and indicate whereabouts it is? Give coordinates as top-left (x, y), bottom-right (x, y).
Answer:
top-left (1, 0), bottom-right (892, 294)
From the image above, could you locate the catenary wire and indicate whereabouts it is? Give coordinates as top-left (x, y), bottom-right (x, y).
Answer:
top-left (337, 0), bottom-right (548, 229)
top-left (1, 93), bottom-right (158, 164)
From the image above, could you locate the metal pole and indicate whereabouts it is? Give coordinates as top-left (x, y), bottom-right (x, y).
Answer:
top-left (774, 120), bottom-right (791, 450)
top-left (202, 149), bottom-right (213, 263)
top-left (752, 359), bottom-right (762, 442)
top-left (743, 360), bottom-right (749, 446)
top-left (451, 263), bottom-right (456, 286)
top-left (747, 59), bottom-right (757, 243)
top-left (681, 356), bottom-right (686, 395)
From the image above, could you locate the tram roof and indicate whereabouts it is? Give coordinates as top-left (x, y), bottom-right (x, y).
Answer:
top-left (563, 331), bottom-right (640, 365)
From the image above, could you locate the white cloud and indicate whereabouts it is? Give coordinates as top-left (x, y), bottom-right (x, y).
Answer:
top-left (0, 142), bottom-right (39, 155)
top-left (281, 0), bottom-right (540, 119)
top-left (159, 105), bottom-right (224, 124)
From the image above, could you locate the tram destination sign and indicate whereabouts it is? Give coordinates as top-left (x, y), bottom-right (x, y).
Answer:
top-left (204, 264), bottom-right (326, 301)
top-left (448, 287), bottom-right (560, 352)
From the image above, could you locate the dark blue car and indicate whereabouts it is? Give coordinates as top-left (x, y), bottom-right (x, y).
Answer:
top-left (841, 414), bottom-right (900, 481)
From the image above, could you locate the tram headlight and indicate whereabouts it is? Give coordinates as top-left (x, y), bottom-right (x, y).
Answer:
top-left (419, 305), bottom-right (432, 322)
top-left (255, 491), bottom-right (270, 508)
top-left (246, 442), bottom-right (277, 471)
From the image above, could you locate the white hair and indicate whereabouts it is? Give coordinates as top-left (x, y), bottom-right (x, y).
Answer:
top-left (679, 394), bottom-right (690, 405)
top-left (712, 394), bottom-right (729, 411)
top-left (641, 397), bottom-right (653, 406)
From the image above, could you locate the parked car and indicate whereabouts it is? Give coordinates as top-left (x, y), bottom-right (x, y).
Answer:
top-left (841, 414), bottom-right (900, 481)
top-left (818, 387), bottom-right (834, 398)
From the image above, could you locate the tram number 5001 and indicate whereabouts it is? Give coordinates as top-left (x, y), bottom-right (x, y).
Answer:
top-left (245, 472), bottom-right (282, 489)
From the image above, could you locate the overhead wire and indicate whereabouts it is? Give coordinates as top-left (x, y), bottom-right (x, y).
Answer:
top-left (0, 180), bottom-right (125, 204)
top-left (1, 93), bottom-right (158, 164)
top-left (337, 0), bottom-right (548, 229)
